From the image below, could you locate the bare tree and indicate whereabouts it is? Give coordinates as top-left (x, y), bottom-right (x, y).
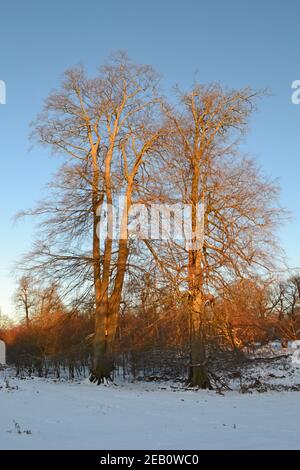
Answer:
top-left (21, 53), bottom-right (162, 383)
top-left (146, 84), bottom-right (286, 387)
top-left (14, 276), bottom-right (36, 326)
top-left (0, 310), bottom-right (12, 331)
top-left (285, 275), bottom-right (300, 318)
top-left (271, 275), bottom-right (300, 320)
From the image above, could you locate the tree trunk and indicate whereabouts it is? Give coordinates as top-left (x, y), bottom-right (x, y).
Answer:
top-left (25, 304), bottom-right (30, 327)
top-left (89, 141), bottom-right (111, 384)
top-left (90, 230), bottom-right (129, 384)
top-left (187, 159), bottom-right (211, 389)
top-left (91, 304), bottom-right (115, 384)
top-left (188, 294), bottom-right (211, 388)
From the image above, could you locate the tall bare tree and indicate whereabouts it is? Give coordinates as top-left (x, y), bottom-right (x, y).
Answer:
top-left (21, 53), bottom-right (162, 383)
top-left (147, 84), bottom-right (285, 387)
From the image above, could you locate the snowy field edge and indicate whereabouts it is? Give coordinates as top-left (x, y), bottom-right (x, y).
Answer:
top-left (1, 368), bottom-right (300, 450)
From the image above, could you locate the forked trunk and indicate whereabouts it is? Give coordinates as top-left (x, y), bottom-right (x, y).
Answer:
top-left (90, 303), bottom-right (118, 384)
top-left (90, 237), bottom-right (129, 384)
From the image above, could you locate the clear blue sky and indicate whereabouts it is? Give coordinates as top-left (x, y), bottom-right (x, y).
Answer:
top-left (0, 0), bottom-right (300, 317)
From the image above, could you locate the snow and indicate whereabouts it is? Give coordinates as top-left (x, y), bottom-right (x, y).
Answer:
top-left (1, 369), bottom-right (300, 450)
top-left (289, 340), bottom-right (300, 350)
top-left (291, 349), bottom-right (300, 365)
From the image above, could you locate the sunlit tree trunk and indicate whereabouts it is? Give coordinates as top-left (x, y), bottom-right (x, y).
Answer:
top-left (187, 165), bottom-right (210, 388)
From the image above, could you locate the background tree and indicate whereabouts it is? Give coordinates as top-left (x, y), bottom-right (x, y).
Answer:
top-left (14, 276), bottom-right (36, 326)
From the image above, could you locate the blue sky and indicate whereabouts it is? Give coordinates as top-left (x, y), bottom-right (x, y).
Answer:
top-left (0, 0), bottom-right (300, 316)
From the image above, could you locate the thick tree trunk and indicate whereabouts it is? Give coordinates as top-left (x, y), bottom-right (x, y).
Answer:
top-left (188, 337), bottom-right (210, 388)
top-left (90, 287), bottom-right (112, 384)
top-left (186, 158), bottom-right (211, 389)
top-left (188, 294), bottom-right (211, 388)
top-left (90, 234), bottom-right (129, 384)
top-left (89, 142), bottom-right (111, 384)
top-left (91, 305), bottom-right (116, 384)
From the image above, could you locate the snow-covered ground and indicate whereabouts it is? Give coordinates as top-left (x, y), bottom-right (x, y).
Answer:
top-left (1, 368), bottom-right (300, 450)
